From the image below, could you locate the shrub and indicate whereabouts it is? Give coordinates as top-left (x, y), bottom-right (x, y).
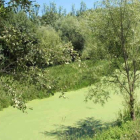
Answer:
top-left (0, 12), bottom-right (39, 72)
top-left (37, 26), bottom-right (79, 66)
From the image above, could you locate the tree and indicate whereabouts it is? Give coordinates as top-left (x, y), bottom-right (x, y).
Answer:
top-left (0, 0), bottom-right (43, 112)
top-left (80, 1), bottom-right (87, 13)
top-left (7, 0), bottom-right (33, 12)
top-left (41, 2), bottom-right (61, 26)
top-left (54, 16), bottom-right (85, 52)
top-left (78, 9), bottom-right (107, 60)
top-left (86, 0), bottom-right (140, 120)
top-left (71, 4), bottom-right (76, 16)
top-left (36, 26), bottom-right (79, 66)
top-left (76, 1), bottom-right (87, 16)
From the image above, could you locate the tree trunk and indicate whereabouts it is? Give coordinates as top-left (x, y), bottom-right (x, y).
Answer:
top-left (130, 94), bottom-right (135, 121)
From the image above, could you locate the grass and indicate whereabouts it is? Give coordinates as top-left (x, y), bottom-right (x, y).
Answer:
top-left (44, 59), bottom-right (111, 91)
top-left (0, 85), bottom-right (124, 140)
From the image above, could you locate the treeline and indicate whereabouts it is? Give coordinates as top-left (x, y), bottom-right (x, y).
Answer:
top-left (1, 1), bottom-right (108, 71)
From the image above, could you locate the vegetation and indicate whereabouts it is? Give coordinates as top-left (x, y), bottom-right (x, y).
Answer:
top-left (85, 0), bottom-right (140, 121)
top-left (0, 60), bottom-right (111, 110)
top-left (54, 16), bottom-right (85, 52)
top-left (1, 0), bottom-right (140, 139)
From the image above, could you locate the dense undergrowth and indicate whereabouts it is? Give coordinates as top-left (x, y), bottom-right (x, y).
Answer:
top-left (0, 59), bottom-right (111, 111)
top-left (93, 120), bottom-right (140, 140)
top-left (94, 119), bottom-right (140, 140)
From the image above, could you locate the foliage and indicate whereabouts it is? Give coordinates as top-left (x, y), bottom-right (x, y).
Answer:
top-left (36, 26), bottom-right (79, 66)
top-left (1, 1), bottom-right (140, 140)
top-left (79, 10), bottom-right (108, 60)
top-left (41, 11), bottom-right (59, 26)
top-left (85, 0), bottom-right (140, 120)
top-left (36, 26), bottom-right (61, 66)
top-left (54, 16), bottom-right (85, 52)
top-left (41, 2), bottom-right (66, 26)
top-left (7, 0), bottom-right (33, 13)
top-left (0, 1), bottom-right (38, 111)
top-left (76, 1), bottom-right (87, 16)
top-left (0, 14), bottom-right (38, 72)
top-left (0, 5), bottom-right (80, 111)
top-left (93, 120), bottom-right (140, 140)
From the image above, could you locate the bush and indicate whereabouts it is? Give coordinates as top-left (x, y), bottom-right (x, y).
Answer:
top-left (0, 12), bottom-right (40, 72)
top-left (37, 26), bottom-right (79, 66)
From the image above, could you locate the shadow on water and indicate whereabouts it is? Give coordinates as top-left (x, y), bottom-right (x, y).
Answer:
top-left (42, 117), bottom-right (116, 140)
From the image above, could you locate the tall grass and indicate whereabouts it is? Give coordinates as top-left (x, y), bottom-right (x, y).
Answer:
top-left (46, 60), bottom-right (110, 92)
